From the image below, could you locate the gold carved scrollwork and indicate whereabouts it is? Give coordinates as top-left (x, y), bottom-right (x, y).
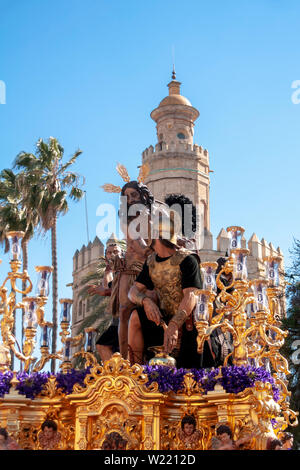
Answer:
top-left (78, 416), bottom-right (88, 450)
top-left (89, 405), bottom-right (142, 450)
top-left (143, 415), bottom-right (154, 450)
top-left (38, 376), bottom-right (65, 400)
top-left (72, 353), bottom-right (149, 395)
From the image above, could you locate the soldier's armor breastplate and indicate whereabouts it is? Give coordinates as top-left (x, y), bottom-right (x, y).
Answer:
top-left (147, 250), bottom-right (192, 319)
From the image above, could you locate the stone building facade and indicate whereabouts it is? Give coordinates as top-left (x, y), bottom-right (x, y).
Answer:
top-left (71, 236), bottom-right (104, 336)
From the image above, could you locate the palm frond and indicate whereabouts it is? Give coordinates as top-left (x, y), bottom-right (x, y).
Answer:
top-left (69, 186), bottom-right (84, 201)
top-left (13, 152), bottom-right (38, 170)
top-left (59, 150), bottom-right (82, 174)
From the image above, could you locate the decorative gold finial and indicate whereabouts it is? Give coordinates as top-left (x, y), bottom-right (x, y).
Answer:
top-left (172, 64), bottom-right (176, 80)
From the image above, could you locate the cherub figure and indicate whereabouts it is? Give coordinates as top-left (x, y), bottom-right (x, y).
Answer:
top-left (38, 420), bottom-right (61, 450)
top-left (211, 424), bottom-right (253, 450)
top-left (178, 415), bottom-right (201, 449)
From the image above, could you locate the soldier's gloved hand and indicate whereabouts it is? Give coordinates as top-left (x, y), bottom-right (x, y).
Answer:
top-left (143, 297), bottom-right (162, 325)
top-left (164, 321), bottom-right (178, 354)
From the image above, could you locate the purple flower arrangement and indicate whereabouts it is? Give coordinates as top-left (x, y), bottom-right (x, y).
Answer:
top-left (55, 367), bottom-right (91, 395)
top-left (0, 371), bottom-right (13, 397)
top-left (0, 365), bottom-right (280, 401)
top-left (191, 368), bottom-right (220, 393)
top-left (15, 371), bottom-right (50, 399)
top-left (143, 365), bottom-right (187, 393)
top-left (142, 365), bottom-right (280, 401)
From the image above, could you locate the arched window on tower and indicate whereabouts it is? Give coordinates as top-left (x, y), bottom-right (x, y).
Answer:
top-left (177, 132), bottom-right (186, 140)
top-left (158, 133), bottom-right (164, 150)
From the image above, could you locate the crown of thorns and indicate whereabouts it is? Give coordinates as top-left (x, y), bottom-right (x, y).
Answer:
top-left (101, 163), bottom-right (150, 193)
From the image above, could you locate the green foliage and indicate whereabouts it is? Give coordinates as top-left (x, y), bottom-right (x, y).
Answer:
top-left (76, 259), bottom-right (111, 334)
top-left (13, 137), bottom-right (84, 232)
top-left (281, 238), bottom-right (300, 447)
top-left (73, 260), bottom-right (112, 369)
top-left (0, 168), bottom-right (38, 248)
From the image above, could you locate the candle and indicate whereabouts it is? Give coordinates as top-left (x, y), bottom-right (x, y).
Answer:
top-left (24, 298), bottom-right (38, 328)
top-left (60, 299), bottom-right (72, 323)
top-left (35, 266), bottom-right (53, 297)
top-left (200, 262), bottom-right (218, 292)
top-left (250, 280), bottom-right (269, 312)
top-left (226, 226), bottom-right (245, 254)
top-left (6, 231), bottom-right (24, 262)
top-left (194, 293), bottom-right (209, 321)
top-left (231, 249), bottom-right (249, 281)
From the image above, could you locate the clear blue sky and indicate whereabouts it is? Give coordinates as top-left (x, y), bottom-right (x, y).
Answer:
top-left (0, 0), bottom-right (299, 342)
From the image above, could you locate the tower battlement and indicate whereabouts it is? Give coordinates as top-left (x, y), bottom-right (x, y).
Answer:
top-left (142, 142), bottom-right (209, 162)
top-left (72, 236), bottom-right (104, 273)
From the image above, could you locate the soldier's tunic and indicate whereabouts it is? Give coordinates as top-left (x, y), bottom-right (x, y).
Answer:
top-left (135, 249), bottom-right (215, 368)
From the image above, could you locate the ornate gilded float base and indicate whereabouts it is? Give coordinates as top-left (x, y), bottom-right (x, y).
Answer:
top-left (0, 354), bottom-right (296, 450)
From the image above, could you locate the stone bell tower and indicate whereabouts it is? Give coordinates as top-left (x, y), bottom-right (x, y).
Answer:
top-left (142, 71), bottom-right (212, 244)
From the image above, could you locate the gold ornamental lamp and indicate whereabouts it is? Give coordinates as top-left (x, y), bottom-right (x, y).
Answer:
top-left (0, 231), bottom-right (53, 372)
top-left (200, 262), bottom-right (218, 292)
top-left (263, 256), bottom-right (283, 324)
top-left (6, 231), bottom-right (24, 265)
top-left (226, 225), bottom-right (245, 253)
top-left (59, 299), bottom-right (83, 373)
top-left (194, 227), bottom-right (288, 371)
top-left (35, 265), bottom-right (53, 298)
top-left (72, 327), bottom-right (99, 368)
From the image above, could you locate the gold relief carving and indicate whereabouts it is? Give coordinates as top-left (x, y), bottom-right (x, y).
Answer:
top-left (78, 417), bottom-right (88, 450)
top-left (142, 380), bottom-right (159, 394)
top-left (72, 353), bottom-right (148, 395)
top-left (160, 422), bottom-right (177, 450)
top-left (89, 405), bottom-right (142, 450)
top-left (38, 376), bottom-right (65, 399)
top-left (180, 373), bottom-right (199, 396)
top-left (63, 423), bottom-right (75, 450)
top-left (142, 415), bottom-right (154, 450)
top-left (247, 381), bottom-right (282, 449)
top-left (18, 424), bottom-right (40, 450)
top-left (233, 417), bottom-right (256, 450)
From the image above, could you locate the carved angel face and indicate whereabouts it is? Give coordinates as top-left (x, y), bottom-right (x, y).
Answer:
top-left (183, 423), bottom-right (195, 437)
top-left (218, 432), bottom-right (231, 444)
top-left (43, 426), bottom-right (56, 440)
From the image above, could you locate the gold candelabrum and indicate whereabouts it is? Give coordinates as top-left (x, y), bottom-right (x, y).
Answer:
top-left (58, 299), bottom-right (83, 374)
top-left (0, 232), bottom-right (85, 375)
top-left (32, 299), bottom-right (87, 374)
top-left (0, 230), bottom-right (94, 375)
top-left (73, 327), bottom-right (99, 369)
top-left (0, 231), bottom-right (53, 373)
top-left (194, 226), bottom-right (297, 426)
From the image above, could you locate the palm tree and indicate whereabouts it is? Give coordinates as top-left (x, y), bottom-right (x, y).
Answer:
top-left (14, 137), bottom-right (84, 372)
top-left (0, 168), bottom-right (38, 368)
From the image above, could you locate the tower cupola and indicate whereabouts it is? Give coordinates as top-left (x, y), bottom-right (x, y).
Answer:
top-left (150, 74), bottom-right (199, 147)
